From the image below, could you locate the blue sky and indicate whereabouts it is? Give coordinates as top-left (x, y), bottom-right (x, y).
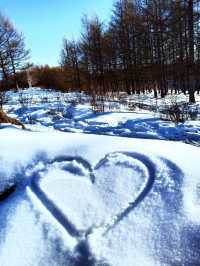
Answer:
top-left (0, 0), bottom-right (113, 66)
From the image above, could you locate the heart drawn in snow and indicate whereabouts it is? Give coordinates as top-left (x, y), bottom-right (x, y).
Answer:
top-left (30, 152), bottom-right (155, 237)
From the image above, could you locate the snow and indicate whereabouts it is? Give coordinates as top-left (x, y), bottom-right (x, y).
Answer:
top-left (35, 152), bottom-right (149, 232)
top-left (0, 88), bottom-right (200, 265)
top-left (3, 88), bottom-right (200, 144)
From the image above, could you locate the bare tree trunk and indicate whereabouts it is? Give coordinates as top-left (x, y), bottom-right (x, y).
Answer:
top-left (188, 0), bottom-right (196, 103)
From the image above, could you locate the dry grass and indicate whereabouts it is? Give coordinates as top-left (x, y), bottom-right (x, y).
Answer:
top-left (0, 110), bottom-right (25, 129)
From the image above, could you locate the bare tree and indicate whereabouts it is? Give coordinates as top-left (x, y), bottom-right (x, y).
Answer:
top-left (0, 13), bottom-right (29, 129)
top-left (59, 0), bottom-right (200, 104)
top-left (0, 13), bottom-right (30, 91)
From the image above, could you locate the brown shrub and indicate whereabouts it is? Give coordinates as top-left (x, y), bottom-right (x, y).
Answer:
top-left (0, 110), bottom-right (25, 129)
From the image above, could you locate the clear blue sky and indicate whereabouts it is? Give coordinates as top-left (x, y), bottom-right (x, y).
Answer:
top-left (0, 0), bottom-right (113, 66)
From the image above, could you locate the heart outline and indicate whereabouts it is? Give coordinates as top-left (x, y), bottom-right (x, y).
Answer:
top-left (29, 151), bottom-right (156, 238)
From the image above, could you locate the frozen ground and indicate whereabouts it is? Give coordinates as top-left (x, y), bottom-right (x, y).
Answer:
top-left (0, 88), bottom-right (200, 266)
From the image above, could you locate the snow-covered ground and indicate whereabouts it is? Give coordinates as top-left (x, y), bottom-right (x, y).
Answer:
top-left (3, 88), bottom-right (200, 145)
top-left (0, 88), bottom-right (200, 266)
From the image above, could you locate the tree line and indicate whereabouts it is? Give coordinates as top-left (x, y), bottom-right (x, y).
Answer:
top-left (60, 0), bottom-right (200, 103)
top-left (1, 1), bottom-right (200, 104)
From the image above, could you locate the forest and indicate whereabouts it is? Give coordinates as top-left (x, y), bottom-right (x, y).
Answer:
top-left (1, 0), bottom-right (200, 103)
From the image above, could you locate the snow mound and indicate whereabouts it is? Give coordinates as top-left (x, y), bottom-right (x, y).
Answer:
top-left (0, 116), bottom-right (200, 265)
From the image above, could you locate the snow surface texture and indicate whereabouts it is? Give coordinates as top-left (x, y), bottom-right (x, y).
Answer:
top-left (3, 88), bottom-right (200, 146)
top-left (0, 88), bottom-right (200, 265)
top-left (0, 128), bottom-right (200, 266)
